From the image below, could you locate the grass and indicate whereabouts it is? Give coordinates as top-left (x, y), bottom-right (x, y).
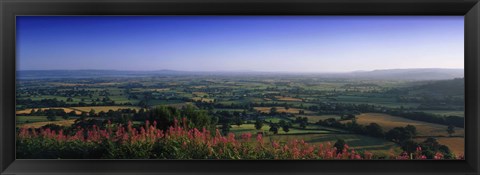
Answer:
top-left (17, 119), bottom-right (76, 128)
top-left (16, 116), bottom-right (51, 124)
top-left (299, 115), bottom-right (342, 123)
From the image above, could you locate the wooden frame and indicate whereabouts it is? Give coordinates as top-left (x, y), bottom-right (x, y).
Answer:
top-left (1, 0), bottom-right (479, 174)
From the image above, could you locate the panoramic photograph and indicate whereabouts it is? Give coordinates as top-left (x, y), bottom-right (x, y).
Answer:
top-left (15, 16), bottom-right (464, 160)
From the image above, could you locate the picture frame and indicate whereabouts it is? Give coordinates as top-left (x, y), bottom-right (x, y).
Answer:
top-left (1, 0), bottom-right (479, 174)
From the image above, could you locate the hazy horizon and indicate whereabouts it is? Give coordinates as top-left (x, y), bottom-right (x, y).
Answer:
top-left (17, 67), bottom-right (464, 73)
top-left (17, 16), bottom-right (464, 72)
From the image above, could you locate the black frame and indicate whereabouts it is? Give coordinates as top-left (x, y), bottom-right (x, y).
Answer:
top-left (1, 0), bottom-right (479, 174)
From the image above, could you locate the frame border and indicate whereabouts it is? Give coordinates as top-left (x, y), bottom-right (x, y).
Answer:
top-left (1, 0), bottom-right (479, 174)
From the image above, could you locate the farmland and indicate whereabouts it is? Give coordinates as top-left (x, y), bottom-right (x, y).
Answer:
top-left (16, 70), bottom-right (465, 159)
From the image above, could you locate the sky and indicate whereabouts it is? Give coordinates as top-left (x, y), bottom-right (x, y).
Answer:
top-left (16, 16), bottom-right (464, 72)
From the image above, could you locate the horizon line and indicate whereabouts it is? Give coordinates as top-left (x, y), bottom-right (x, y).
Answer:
top-left (16, 67), bottom-right (465, 74)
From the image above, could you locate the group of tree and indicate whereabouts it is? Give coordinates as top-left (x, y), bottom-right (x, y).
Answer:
top-left (141, 105), bottom-right (217, 131)
top-left (268, 120), bottom-right (292, 134)
top-left (294, 117), bottom-right (308, 129)
top-left (385, 110), bottom-right (463, 128)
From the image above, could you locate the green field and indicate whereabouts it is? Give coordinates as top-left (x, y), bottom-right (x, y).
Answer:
top-left (16, 116), bottom-right (52, 124)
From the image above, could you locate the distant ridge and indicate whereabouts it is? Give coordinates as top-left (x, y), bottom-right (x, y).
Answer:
top-left (17, 68), bottom-right (464, 80)
top-left (336, 68), bottom-right (464, 80)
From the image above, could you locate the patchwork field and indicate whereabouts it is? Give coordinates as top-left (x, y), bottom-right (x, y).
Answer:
top-left (16, 72), bottom-right (465, 159)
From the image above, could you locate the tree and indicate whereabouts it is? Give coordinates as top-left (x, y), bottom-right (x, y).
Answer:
top-left (282, 124), bottom-right (290, 133)
top-left (148, 106), bottom-right (179, 130)
top-left (299, 121), bottom-right (307, 129)
top-left (405, 125), bottom-right (418, 137)
top-left (270, 107), bottom-right (277, 115)
top-left (269, 123), bottom-right (279, 134)
top-left (299, 110), bottom-right (305, 115)
top-left (385, 127), bottom-right (413, 143)
top-left (284, 106), bottom-right (290, 111)
top-left (80, 112), bottom-right (87, 121)
top-left (68, 111), bottom-right (77, 116)
top-left (254, 119), bottom-right (264, 130)
top-left (89, 109), bottom-right (96, 117)
top-left (365, 122), bottom-right (384, 137)
top-left (46, 114), bottom-right (56, 121)
top-left (30, 109), bottom-right (36, 115)
top-left (221, 122), bottom-right (231, 136)
top-left (62, 113), bottom-right (69, 120)
top-left (234, 115), bottom-right (243, 127)
top-left (180, 105), bottom-right (212, 130)
top-left (447, 125), bottom-right (455, 137)
top-left (334, 139), bottom-right (346, 153)
top-left (278, 120), bottom-right (287, 127)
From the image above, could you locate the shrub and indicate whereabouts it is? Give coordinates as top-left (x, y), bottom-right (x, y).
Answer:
top-left (16, 119), bottom-right (458, 160)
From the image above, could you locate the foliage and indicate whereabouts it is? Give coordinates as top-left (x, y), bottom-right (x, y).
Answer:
top-left (17, 119), bottom-right (458, 160)
top-left (254, 119), bottom-right (264, 130)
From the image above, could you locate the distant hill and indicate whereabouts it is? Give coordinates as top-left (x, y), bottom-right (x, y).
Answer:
top-left (16, 70), bottom-right (190, 79)
top-left (17, 68), bottom-right (464, 80)
top-left (329, 68), bottom-right (464, 81)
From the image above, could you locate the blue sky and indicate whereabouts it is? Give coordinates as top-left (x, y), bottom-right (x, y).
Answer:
top-left (16, 16), bottom-right (464, 72)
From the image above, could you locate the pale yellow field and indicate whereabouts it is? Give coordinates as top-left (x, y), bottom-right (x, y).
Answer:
top-left (70, 106), bottom-right (141, 113)
top-left (16, 107), bottom-right (82, 115)
top-left (274, 96), bottom-right (303, 102)
top-left (192, 92), bottom-right (208, 97)
top-left (151, 88), bottom-right (170, 92)
top-left (437, 137), bottom-right (464, 156)
top-left (191, 85), bottom-right (207, 89)
top-left (18, 119), bottom-right (76, 128)
top-left (254, 107), bottom-right (314, 114)
top-left (191, 97), bottom-right (214, 103)
top-left (414, 137), bottom-right (464, 157)
top-left (348, 113), bottom-right (465, 137)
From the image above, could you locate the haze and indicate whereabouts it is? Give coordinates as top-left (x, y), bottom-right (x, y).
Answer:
top-left (16, 16), bottom-right (464, 72)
